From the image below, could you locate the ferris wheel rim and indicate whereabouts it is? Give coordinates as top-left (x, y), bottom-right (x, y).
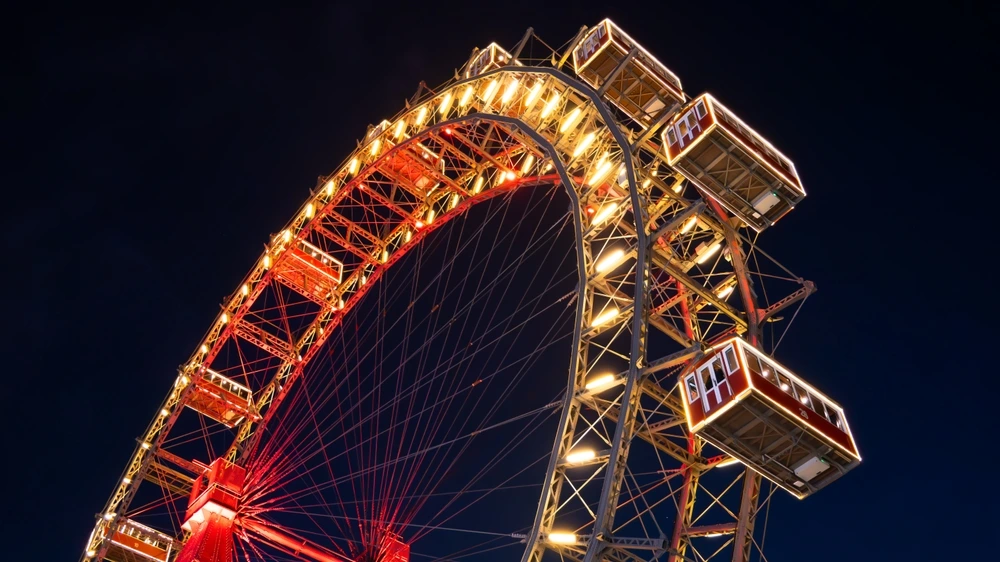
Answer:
top-left (85, 65), bottom-right (642, 562)
top-left (81, 42), bottom-right (813, 561)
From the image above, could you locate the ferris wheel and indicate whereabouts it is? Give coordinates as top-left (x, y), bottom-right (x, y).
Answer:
top-left (82, 19), bottom-right (860, 562)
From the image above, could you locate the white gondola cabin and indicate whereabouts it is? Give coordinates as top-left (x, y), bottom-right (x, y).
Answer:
top-left (572, 19), bottom-right (685, 128)
top-left (662, 94), bottom-right (805, 232)
top-left (464, 42), bottom-right (521, 78)
top-left (680, 338), bottom-right (859, 498)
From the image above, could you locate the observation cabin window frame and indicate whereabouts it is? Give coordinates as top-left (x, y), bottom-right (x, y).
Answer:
top-left (700, 364), bottom-right (715, 392)
top-left (709, 356), bottom-right (726, 390)
top-left (685, 111), bottom-right (699, 134)
top-left (775, 370), bottom-right (792, 395)
top-left (695, 100), bottom-right (707, 120)
top-left (722, 345), bottom-right (739, 375)
top-left (744, 350), bottom-right (763, 377)
top-left (667, 126), bottom-right (678, 146)
top-left (825, 402), bottom-right (844, 431)
top-left (792, 382), bottom-right (812, 409)
top-left (685, 373), bottom-right (700, 404)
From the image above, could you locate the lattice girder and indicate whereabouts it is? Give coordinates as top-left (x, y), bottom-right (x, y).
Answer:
top-left (84, 30), bottom-right (819, 562)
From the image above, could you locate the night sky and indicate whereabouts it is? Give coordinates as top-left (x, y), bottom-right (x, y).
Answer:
top-left (6, 1), bottom-right (996, 560)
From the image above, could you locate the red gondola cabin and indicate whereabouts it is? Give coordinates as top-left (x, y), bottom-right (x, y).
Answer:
top-left (106, 518), bottom-right (176, 562)
top-left (186, 367), bottom-right (259, 428)
top-left (680, 337), bottom-right (860, 498)
top-left (662, 94), bottom-right (805, 232)
top-left (275, 239), bottom-right (344, 304)
top-left (464, 42), bottom-right (521, 78)
top-left (572, 19), bottom-right (685, 128)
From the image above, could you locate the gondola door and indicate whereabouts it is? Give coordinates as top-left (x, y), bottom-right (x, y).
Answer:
top-left (701, 354), bottom-right (733, 414)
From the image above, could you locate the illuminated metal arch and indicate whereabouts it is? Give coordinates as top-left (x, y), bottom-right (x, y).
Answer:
top-left (83, 65), bottom-right (656, 562)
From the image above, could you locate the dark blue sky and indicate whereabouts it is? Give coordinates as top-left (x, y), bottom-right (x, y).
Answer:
top-left (5, 1), bottom-right (996, 560)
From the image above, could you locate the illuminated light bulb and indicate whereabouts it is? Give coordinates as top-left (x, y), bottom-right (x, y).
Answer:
top-left (572, 132), bottom-right (596, 158)
top-left (585, 373), bottom-right (616, 391)
top-left (761, 368), bottom-right (771, 378)
top-left (348, 157), bottom-right (359, 175)
top-left (472, 175), bottom-right (484, 194)
top-left (520, 154), bottom-right (535, 175)
top-left (220, 312), bottom-right (228, 324)
top-left (501, 78), bottom-right (519, 104)
top-left (704, 533), bottom-right (725, 538)
top-left (543, 162), bottom-right (553, 172)
top-left (263, 254), bottom-right (272, 269)
top-left (338, 298), bottom-right (345, 309)
top-left (800, 394), bottom-right (810, 405)
top-left (104, 513), bottom-right (115, 521)
top-left (242, 284), bottom-right (249, 296)
top-left (715, 457), bottom-right (741, 468)
top-left (361, 275), bottom-right (367, 286)
top-left (393, 119), bottom-right (406, 139)
top-left (680, 215), bottom-right (698, 234)
top-left (588, 159), bottom-right (615, 186)
top-left (381, 249), bottom-right (389, 263)
top-left (652, 168), bottom-right (659, 177)
top-left (780, 382), bottom-right (790, 391)
top-left (87, 550), bottom-right (97, 558)
top-left (325, 179), bottom-right (336, 196)
top-left (444, 127), bottom-right (453, 135)
top-left (426, 208), bottom-right (436, 224)
top-left (141, 442), bottom-right (150, 450)
top-left (415, 105), bottom-right (428, 126)
top-left (524, 81), bottom-right (543, 107)
top-left (541, 92), bottom-right (560, 118)
top-left (591, 306), bottom-right (619, 328)
top-left (450, 192), bottom-right (460, 210)
top-left (481, 79), bottom-right (499, 104)
top-left (585, 205), bottom-right (595, 215)
top-left (180, 375), bottom-right (189, 385)
top-left (438, 91), bottom-right (452, 115)
top-left (200, 344), bottom-right (209, 354)
top-left (695, 242), bottom-right (722, 265)
top-left (672, 179), bottom-right (684, 193)
top-left (305, 203), bottom-right (316, 220)
top-left (415, 220), bottom-right (425, 229)
top-left (716, 284), bottom-right (735, 299)
top-left (591, 202), bottom-right (618, 226)
top-left (160, 408), bottom-right (169, 417)
top-left (559, 107), bottom-right (582, 133)
top-left (505, 170), bottom-right (517, 181)
top-left (370, 138), bottom-right (382, 157)
top-left (547, 532), bottom-right (577, 545)
top-left (642, 178), bottom-right (651, 188)
top-left (565, 449), bottom-right (596, 464)
top-left (594, 248), bottom-right (626, 273)
top-left (459, 85), bottom-right (474, 107)
top-left (282, 229), bottom-right (292, 243)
